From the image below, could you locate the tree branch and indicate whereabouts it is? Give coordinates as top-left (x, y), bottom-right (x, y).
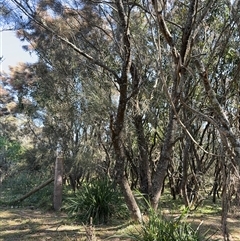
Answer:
top-left (10, 0), bottom-right (120, 82)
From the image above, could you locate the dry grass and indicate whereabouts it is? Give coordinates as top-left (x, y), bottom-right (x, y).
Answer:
top-left (0, 208), bottom-right (83, 240)
top-left (0, 206), bottom-right (240, 241)
top-left (0, 207), bottom-right (131, 241)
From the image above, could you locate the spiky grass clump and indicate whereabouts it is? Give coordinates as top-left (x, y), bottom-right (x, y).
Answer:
top-left (127, 207), bottom-right (204, 241)
top-left (64, 178), bottom-right (127, 224)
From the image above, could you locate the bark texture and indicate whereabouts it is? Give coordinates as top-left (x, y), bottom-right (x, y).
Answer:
top-left (53, 155), bottom-right (63, 211)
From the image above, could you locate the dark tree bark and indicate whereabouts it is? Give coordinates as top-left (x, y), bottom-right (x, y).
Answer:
top-left (181, 136), bottom-right (191, 207)
top-left (150, 109), bottom-right (175, 210)
top-left (112, 123), bottom-right (142, 222)
top-left (133, 108), bottom-right (152, 197)
top-left (109, 0), bottom-right (142, 222)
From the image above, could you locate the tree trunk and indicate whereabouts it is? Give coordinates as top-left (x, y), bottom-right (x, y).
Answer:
top-left (150, 110), bottom-right (175, 210)
top-left (181, 136), bottom-right (191, 207)
top-left (150, 0), bottom-right (184, 210)
top-left (53, 154), bottom-right (63, 211)
top-left (133, 113), bottom-right (152, 196)
top-left (120, 176), bottom-right (142, 222)
top-left (212, 161), bottom-right (222, 203)
top-left (109, 0), bottom-right (142, 223)
top-left (112, 127), bottom-right (142, 223)
top-left (220, 135), bottom-right (231, 241)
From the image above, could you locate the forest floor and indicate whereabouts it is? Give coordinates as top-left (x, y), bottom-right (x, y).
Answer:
top-left (0, 206), bottom-right (240, 241)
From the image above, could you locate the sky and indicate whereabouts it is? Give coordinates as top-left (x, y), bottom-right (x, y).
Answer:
top-left (0, 31), bottom-right (38, 73)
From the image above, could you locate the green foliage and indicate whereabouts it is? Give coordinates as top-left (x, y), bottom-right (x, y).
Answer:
top-left (123, 194), bottom-right (209, 241)
top-left (0, 136), bottom-right (24, 163)
top-left (127, 208), bottom-right (205, 241)
top-left (64, 178), bottom-right (127, 224)
top-left (1, 170), bottom-right (53, 209)
top-left (26, 184), bottom-right (53, 209)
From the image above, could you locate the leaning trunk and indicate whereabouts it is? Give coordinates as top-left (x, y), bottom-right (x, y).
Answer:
top-left (109, 0), bottom-right (142, 223)
top-left (133, 113), bottom-right (152, 196)
top-left (112, 129), bottom-right (142, 222)
top-left (150, 109), bottom-right (175, 210)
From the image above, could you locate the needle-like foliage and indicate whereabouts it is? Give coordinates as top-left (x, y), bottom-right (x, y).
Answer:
top-left (64, 178), bottom-right (127, 224)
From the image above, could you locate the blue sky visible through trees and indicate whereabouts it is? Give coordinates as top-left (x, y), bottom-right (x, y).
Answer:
top-left (0, 30), bottom-right (38, 73)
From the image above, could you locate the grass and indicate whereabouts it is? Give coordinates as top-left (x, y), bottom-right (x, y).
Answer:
top-left (0, 208), bottom-right (84, 241)
top-left (63, 178), bottom-right (127, 225)
top-left (1, 200), bottom-right (240, 241)
top-left (0, 177), bottom-right (239, 241)
top-left (0, 207), bottom-right (134, 241)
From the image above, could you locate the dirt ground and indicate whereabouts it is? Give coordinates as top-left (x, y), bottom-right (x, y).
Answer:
top-left (0, 207), bottom-right (129, 241)
top-left (0, 207), bottom-right (239, 241)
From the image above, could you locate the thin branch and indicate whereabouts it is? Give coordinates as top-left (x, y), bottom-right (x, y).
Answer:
top-left (160, 74), bottom-right (221, 157)
top-left (165, 19), bottom-right (182, 30)
top-left (10, 0), bottom-right (120, 82)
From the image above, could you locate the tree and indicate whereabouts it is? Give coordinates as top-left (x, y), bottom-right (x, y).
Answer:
top-left (3, 1), bottom-right (240, 235)
top-left (5, 0), bottom-right (145, 221)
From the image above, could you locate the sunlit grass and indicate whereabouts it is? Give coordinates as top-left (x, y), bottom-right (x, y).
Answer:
top-left (0, 181), bottom-right (237, 241)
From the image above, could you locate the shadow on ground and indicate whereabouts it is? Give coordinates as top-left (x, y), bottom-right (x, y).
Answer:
top-left (0, 207), bottom-right (240, 241)
top-left (0, 207), bottom-right (132, 241)
top-left (0, 208), bottom-right (85, 241)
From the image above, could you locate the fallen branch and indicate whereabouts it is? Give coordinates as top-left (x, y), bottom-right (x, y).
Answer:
top-left (0, 177), bottom-right (54, 205)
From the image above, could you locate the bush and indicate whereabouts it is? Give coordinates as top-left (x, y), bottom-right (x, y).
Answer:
top-left (1, 170), bottom-right (53, 209)
top-left (127, 207), bottom-right (205, 241)
top-left (64, 178), bottom-right (127, 224)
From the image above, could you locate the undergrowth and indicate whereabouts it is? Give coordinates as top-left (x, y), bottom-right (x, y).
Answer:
top-left (64, 178), bottom-right (128, 224)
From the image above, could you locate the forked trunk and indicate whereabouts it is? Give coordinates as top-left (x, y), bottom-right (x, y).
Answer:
top-left (113, 129), bottom-right (142, 223)
top-left (150, 110), bottom-right (175, 210)
top-left (134, 113), bottom-right (152, 196)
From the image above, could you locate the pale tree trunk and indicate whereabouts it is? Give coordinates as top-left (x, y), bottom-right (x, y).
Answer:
top-left (120, 177), bottom-right (142, 222)
top-left (53, 154), bottom-right (63, 211)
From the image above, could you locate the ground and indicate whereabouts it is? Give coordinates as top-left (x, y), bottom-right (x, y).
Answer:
top-left (0, 207), bottom-right (128, 241)
top-left (0, 206), bottom-right (240, 241)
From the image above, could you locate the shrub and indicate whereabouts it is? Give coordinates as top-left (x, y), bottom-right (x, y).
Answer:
top-left (127, 204), bottom-right (206, 241)
top-left (64, 178), bottom-right (127, 224)
top-left (1, 170), bottom-right (53, 209)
